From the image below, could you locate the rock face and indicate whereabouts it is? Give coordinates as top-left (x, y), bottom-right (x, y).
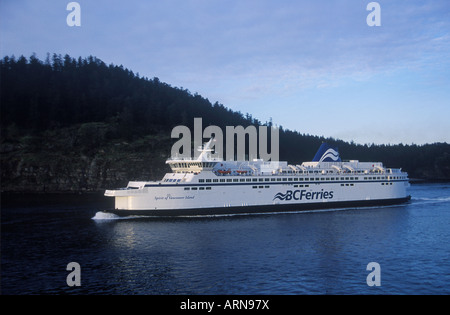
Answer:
top-left (1, 150), bottom-right (169, 193)
top-left (0, 125), bottom-right (171, 193)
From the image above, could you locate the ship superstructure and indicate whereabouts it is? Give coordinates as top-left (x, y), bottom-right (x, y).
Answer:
top-left (105, 139), bottom-right (410, 216)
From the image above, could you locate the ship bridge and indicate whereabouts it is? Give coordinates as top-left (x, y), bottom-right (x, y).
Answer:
top-left (167, 160), bottom-right (220, 173)
top-left (166, 138), bottom-right (222, 173)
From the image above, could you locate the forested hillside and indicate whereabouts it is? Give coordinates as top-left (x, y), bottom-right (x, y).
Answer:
top-left (1, 54), bottom-right (449, 192)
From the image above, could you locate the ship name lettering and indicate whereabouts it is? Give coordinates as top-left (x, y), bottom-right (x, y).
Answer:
top-left (274, 189), bottom-right (334, 201)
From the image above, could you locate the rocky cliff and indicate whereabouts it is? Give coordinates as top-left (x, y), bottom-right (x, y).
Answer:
top-left (1, 123), bottom-right (171, 193)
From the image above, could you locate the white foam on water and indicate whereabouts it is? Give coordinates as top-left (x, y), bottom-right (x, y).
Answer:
top-left (92, 211), bottom-right (121, 220)
top-left (412, 196), bottom-right (450, 202)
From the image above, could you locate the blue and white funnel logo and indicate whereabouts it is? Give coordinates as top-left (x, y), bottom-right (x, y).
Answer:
top-left (312, 143), bottom-right (341, 162)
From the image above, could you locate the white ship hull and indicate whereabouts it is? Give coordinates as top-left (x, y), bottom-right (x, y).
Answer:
top-left (105, 178), bottom-right (410, 217)
top-left (104, 141), bottom-right (411, 217)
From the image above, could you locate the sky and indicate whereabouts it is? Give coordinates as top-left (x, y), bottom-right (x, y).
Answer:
top-left (1, 0), bottom-right (449, 145)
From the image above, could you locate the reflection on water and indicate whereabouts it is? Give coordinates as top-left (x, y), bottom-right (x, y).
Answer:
top-left (1, 183), bottom-right (450, 294)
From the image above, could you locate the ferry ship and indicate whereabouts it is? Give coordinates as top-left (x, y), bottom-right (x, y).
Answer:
top-left (104, 139), bottom-right (411, 216)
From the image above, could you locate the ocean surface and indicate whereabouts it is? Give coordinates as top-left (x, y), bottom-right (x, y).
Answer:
top-left (1, 183), bottom-right (449, 295)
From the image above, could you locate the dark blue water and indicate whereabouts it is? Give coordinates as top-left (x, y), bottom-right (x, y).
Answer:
top-left (1, 183), bottom-right (449, 295)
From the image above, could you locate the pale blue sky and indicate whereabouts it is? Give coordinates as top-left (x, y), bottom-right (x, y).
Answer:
top-left (1, 0), bottom-right (449, 144)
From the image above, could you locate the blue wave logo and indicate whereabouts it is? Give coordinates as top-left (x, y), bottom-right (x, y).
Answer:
top-left (319, 148), bottom-right (340, 162)
top-left (273, 192), bottom-right (289, 201)
top-left (313, 143), bottom-right (341, 162)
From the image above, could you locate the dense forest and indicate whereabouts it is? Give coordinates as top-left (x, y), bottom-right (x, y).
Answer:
top-left (1, 54), bottom-right (449, 192)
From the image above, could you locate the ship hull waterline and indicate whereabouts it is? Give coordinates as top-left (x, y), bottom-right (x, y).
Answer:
top-left (104, 196), bottom-right (411, 217)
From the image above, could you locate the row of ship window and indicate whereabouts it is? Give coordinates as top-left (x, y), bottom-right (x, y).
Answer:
top-left (183, 184), bottom-right (313, 191)
top-left (165, 175), bottom-right (407, 183)
top-left (173, 163), bottom-right (392, 175)
top-left (194, 176), bottom-right (406, 183)
top-left (182, 183), bottom-right (395, 191)
top-left (166, 177), bottom-right (407, 183)
top-left (184, 187), bottom-right (212, 191)
top-left (339, 183), bottom-right (393, 186)
top-left (166, 176), bottom-right (406, 184)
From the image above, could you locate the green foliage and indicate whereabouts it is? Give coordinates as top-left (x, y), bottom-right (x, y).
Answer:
top-left (0, 54), bottom-right (255, 137)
